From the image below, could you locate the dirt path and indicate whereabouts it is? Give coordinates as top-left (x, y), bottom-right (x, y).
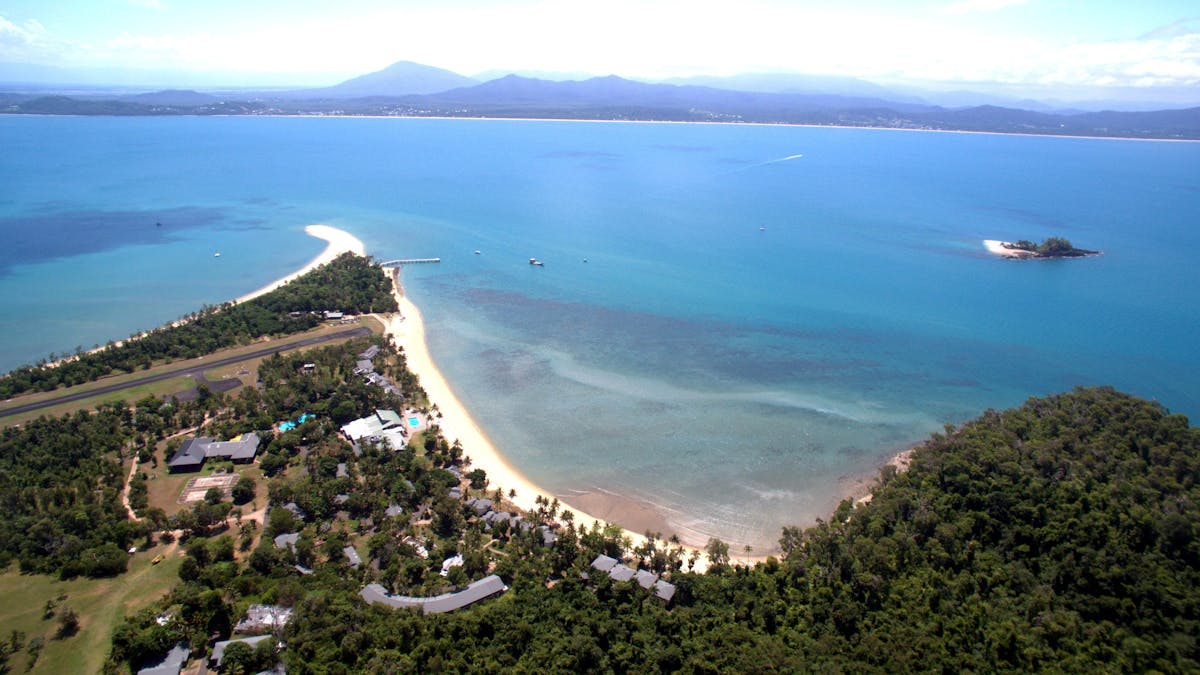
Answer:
top-left (121, 458), bottom-right (142, 522)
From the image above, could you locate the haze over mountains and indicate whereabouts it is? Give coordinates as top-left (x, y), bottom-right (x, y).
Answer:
top-left (2, 59), bottom-right (1198, 139)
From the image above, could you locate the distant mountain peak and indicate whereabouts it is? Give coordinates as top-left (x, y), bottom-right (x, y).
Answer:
top-left (302, 60), bottom-right (477, 98)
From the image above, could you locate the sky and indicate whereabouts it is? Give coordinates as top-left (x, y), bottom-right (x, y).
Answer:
top-left (1, 0), bottom-right (1198, 98)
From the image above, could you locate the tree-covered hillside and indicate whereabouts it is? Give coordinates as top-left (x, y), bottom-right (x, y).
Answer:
top-left (275, 387), bottom-right (1199, 672)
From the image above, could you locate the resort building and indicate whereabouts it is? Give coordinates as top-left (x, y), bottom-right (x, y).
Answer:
top-left (340, 409), bottom-right (405, 441)
top-left (360, 575), bottom-right (508, 614)
top-left (589, 554), bottom-right (676, 603)
top-left (234, 605), bottom-right (293, 634)
top-left (166, 433), bottom-right (261, 472)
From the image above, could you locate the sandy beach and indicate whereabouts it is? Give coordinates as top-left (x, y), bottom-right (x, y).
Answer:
top-left (374, 268), bottom-right (709, 563)
top-left (983, 239), bottom-right (1035, 258)
top-left (234, 224), bottom-right (365, 304)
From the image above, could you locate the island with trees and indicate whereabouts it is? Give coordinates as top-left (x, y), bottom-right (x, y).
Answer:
top-left (1, 254), bottom-right (1197, 673)
top-left (988, 236), bottom-right (1100, 259)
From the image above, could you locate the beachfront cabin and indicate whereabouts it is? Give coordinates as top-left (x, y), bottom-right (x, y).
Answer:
top-left (588, 554), bottom-right (674, 602)
top-left (358, 345), bottom-right (381, 360)
top-left (166, 433), bottom-right (260, 472)
top-left (467, 497), bottom-right (494, 517)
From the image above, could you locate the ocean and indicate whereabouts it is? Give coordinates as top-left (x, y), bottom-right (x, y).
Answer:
top-left (2, 116), bottom-right (1198, 550)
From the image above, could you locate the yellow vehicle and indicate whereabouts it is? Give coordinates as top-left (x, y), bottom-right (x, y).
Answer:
top-left (151, 555), bottom-right (164, 565)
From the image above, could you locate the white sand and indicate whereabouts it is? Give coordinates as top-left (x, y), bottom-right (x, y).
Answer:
top-left (376, 271), bottom-right (715, 566)
top-left (234, 224), bottom-right (365, 304)
top-left (983, 239), bottom-right (1034, 258)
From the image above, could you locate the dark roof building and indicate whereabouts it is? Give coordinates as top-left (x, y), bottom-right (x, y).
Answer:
top-left (136, 642), bottom-right (190, 675)
top-left (166, 434), bottom-right (261, 472)
top-left (210, 635), bottom-right (273, 667)
top-left (360, 575), bottom-right (508, 614)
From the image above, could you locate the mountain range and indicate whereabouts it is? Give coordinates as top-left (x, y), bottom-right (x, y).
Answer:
top-left (2, 59), bottom-right (1198, 139)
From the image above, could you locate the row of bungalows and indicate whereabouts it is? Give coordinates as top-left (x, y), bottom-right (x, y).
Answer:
top-left (590, 554), bottom-right (677, 603)
top-left (466, 497), bottom-right (559, 547)
top-left (360, 575), bottom-right (508, 614)
top-left (166, 433), bottom-right (261, 473)
top-left (353, 344), bottom-right (403, 397)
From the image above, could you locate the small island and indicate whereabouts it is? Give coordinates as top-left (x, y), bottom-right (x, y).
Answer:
top-left (984, 236), bottom-right (1100, 259)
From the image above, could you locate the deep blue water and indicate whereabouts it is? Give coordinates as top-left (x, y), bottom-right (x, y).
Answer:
top-left (2, 116), bottom-right (1198, 549)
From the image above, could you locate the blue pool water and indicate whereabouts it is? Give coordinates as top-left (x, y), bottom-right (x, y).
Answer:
top-left (2, 116), bottom-right (1197, 550)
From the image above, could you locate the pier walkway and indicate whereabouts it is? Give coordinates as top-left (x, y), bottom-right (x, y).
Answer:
top-left (379, 258), bottom-right (441, 267)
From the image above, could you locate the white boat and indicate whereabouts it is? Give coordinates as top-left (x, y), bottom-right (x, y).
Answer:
top-left (529, 258), bottom-right (544, 266)
top-left (214, 252), bottom-right (221, 257)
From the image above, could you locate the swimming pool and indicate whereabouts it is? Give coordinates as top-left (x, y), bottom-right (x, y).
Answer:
top-left (408, 417), bottom-right (420, 427)
top-left (279, 413), bottom-right (314, 431)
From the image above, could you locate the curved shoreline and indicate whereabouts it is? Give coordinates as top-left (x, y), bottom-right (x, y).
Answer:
top-left (377, 272), bottom-right (683, 561)
top-left (234, 224), bottom-right (365, 304)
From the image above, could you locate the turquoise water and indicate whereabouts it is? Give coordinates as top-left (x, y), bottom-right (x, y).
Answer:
top-left (409, 418), bottom-right (420, 427)
top-left (279, 413), bottom-right (313, 431)
top-left (2, 116), bottom-right (1198, 550)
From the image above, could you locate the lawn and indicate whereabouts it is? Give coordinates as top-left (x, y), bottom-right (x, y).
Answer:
top-left (0, 548), bottom-right (184, 674)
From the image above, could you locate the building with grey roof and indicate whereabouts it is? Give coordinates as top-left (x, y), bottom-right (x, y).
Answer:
top-left (273, 532), bottom-right (300, 552)
top-left (467, 497), bottom-right (493, 517)
top-left (385, 504), bottom-right (404, 517)
top-left (280, 502), bottom-right (308, 521)
top-left (358, 345), bottom-right (380, 360)
top-left (360, 575), bottom-right (507, 614)
top-left (590, 554), bottom-right (618, 572)
top-left (589, 554), bottom-right (675, 603)
top-left (210, 635), bottom-right (273, 667)
top-left (344, 546), bottom-right (362, 569)
top-left (609, 564), bottom-right (637, 582)
top-left (635, 569), bottom-right (659, 589)
top-left (166, 434), bottom-right (261, 472)
top-left (136, 642), bottom-right (189, 675)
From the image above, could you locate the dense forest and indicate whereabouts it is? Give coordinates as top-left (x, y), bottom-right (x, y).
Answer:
top-left (0, 404), bottom-right (153, 577)
top-left (0, 253), bottom-right (396, 398)
top-left (266, 387), bottom-right (1199, 672)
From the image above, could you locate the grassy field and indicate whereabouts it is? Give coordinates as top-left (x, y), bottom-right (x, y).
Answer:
top-left (0, 549), bottom-right (184, 674)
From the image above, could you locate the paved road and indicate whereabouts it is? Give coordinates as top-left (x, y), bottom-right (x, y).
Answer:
top-left (0, 326), bottom-right (372, 419)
